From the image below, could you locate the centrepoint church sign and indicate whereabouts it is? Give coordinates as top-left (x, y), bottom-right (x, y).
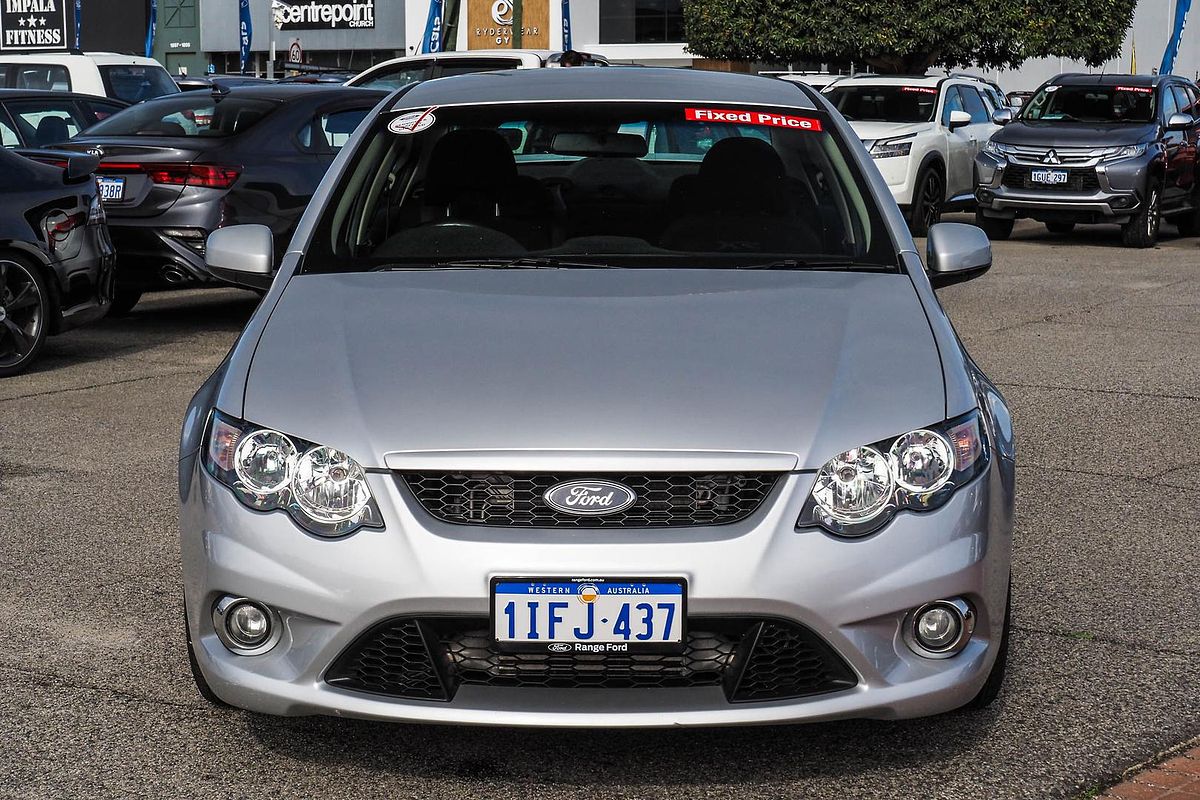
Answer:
top-left (0, 0), bottom-right (67, 50)
top-left (275, 0), bottom-right (376, 30)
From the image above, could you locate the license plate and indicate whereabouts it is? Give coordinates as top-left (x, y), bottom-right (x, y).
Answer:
top-left (97, 176), bottom-right (125, 202)
top-left (1030, 168), bottom-right (1069, 185)
top-left (492, 577), bottom-right (686, 653)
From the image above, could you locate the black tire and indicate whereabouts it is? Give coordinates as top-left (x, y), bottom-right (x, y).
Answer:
top-left (0, 253), bottom-right (50, 378)
top-left (1044, 221), bottom-right (1076, 234)
top-left (184, 603), bottom-right (231, 708)
top-left (1172, 202), bottom-right (1200, 237)
top-left (107, 286), bottom-right (143, 317)
top-left (966, 582), bottom-right (1011, 710)
top-left (908, 166), bottom-right (944, 237)
top-left (1121, 179), bottom-right (1163, 248)
top-left (974, 210), bottom-right (1014, 240)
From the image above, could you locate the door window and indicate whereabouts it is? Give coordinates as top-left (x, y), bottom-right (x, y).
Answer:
top-left (941, 87), bottom-right (965, 126)
top-left (355, 63), bottom-right (428, 90)
top-left (298, 107), bottom-right (372, 153)
top-left (14, 64), bottom-right (71, 91)
top-left (81, 100), bottom-right (126, 123)
top-left (6, 100), bottom-right (87, 145)
top-left (960, 86), bottom-right (991, 124)
top-left (1171, 86), bottom-right (1194, 119)
top-left (1162, 86), bottom-right (1181, 121)
top-left (0, 111), bottom-right (19, 147)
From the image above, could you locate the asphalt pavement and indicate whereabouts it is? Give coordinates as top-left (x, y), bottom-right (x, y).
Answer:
top-left (0, 217), bottom-right (1197, 799)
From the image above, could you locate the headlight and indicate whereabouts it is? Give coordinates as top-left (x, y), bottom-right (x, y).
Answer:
top-left (870, 139), bottom-right (913, 159)
top-left (983, 140), bottom-right (1013, 157)
top-left (798, 409), bottom-right (989, 537)
top-left (204, 411), bottom-right (384, 537)
top-left (1100, 143), bottom-right (1148, 162)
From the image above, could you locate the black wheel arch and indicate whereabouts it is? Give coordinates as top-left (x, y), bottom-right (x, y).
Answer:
top-left (0, 240), bottom-right (62, 334)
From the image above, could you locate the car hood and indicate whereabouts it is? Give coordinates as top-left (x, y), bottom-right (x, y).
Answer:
top-left (845, 120), bottom-right (932, 145)
top-left (994, 120), bottom-right (1156, 147)
top-left (241, 269), bottom-right (947, 471)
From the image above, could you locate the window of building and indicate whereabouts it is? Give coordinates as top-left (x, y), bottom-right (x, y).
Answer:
top-left (600, 0), bottom-right (685, 44)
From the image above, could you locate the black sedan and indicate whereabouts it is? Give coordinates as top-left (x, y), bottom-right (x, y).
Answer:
top-left (0, 89), bottom-right (127, 148)
top-left (58, 84), bottom-right (385, 312)
top-left (0, 147), bottom-right (114, 376)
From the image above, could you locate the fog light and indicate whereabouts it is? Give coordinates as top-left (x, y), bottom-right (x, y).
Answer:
top-left (977, 189), bottom-right (995, 204)
top-left (212, 596), bottom-right (280, 655)
top-left (1109, 195), bottom-right (1135, 209)
top-left (906, 598), bottom-right (975, 658)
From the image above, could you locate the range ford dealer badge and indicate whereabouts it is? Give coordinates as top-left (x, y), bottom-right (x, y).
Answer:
top-left (543, 480), bottom-right (637, 516)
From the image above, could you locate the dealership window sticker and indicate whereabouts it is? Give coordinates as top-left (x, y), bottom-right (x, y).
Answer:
top-left (388, 108), bottom-right (437, 135)
top-left (684, 108), bottom-right (822, 131)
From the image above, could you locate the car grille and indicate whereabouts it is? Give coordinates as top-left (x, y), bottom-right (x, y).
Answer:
top-left (1002, 165), bottom-right (1101, 192)
top-left (400, 472), bottom-right (780, 528)
top-left (325, 616), bottom-right (858, 703)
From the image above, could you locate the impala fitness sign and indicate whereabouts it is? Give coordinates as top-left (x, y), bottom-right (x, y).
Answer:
top-left (275, 0), bottom-right (375, 30)
top-left (1, 0), bottom-right (67, 50)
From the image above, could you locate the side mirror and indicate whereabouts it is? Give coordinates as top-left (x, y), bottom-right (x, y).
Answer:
top-left (947, 110), bottom-right (972, 131)
top-left (926, 222), bottom-right (991, 288)
top-left (991, 108), bottom-right (1013, 126)
top-left (1166, 112), bottom-right (1193, 131)
top-left (205, 224), bottom-right (274, 290)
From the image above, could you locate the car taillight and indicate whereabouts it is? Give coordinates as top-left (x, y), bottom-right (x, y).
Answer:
top-left (98, 162), bottom-right (241, 190)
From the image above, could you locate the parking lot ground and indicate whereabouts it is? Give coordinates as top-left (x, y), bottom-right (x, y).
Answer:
top-left (0, 218), bottom-right (1197, 799)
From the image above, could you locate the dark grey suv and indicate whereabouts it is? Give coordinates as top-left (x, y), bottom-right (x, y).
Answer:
top-left (974, 74), bottom-right (1200, 247)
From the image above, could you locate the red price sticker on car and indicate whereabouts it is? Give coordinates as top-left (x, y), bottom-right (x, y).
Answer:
top-left (1115, 86), bottom-right (1153, 94)
top-left (901, 87), bottom-right (939, 94)
top-left (685, 107), bottom-right (823, 131)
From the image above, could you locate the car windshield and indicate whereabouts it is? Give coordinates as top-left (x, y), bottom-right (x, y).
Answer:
top-left (306, 101), bottom-right (897, 272)
top-left (98, 64), bottom-right (180, 103)
top-left (83, 94), bottom-right (279, 137)
top-left (823, 85), bottom-right (938, 123)
top-left (1020, 85), bottom-right (1155, 123)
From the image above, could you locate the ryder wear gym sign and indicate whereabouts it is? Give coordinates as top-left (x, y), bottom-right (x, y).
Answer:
top-left (1, 0), bottom-right (68, 50)
top-left (276, 0), bottom-right (375, 30)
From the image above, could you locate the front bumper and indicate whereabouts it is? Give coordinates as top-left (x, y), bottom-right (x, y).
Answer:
top-left (974, 152), bottom-right (1148, 222)
top-left (180, 460), bottom-right (1012, 727)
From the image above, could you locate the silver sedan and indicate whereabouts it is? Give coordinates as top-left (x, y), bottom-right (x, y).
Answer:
top-left (178, 67), bottom-right (1016, 727)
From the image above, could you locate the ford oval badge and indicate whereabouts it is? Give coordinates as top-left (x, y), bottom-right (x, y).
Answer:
top-left (543, 480), bottom-right (637, 516)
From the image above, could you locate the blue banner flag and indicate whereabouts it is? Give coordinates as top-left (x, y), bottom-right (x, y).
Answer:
top-left (239, 0), bottom-right (253, 72)
top-left (145, 0), bottom-right (157, 58)
top-left (73, 0), bottom-right (81, 49)
top-left (1160, 0), bottom-right (1193, 76)
top-left (561, 0), bottom-right (571, 50)
top-left (422, 0), bottom-right (444, 54)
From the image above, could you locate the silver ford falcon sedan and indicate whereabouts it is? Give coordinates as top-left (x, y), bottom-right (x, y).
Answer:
top-left (179, 67), bottom-right (1016, 727)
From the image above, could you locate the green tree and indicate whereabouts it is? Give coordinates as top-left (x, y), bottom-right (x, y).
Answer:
top-left (681, 0), bottom-right (1137, 74)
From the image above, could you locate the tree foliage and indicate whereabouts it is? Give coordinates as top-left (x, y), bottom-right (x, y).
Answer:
top-left (681, 0), bottom-right (1137, 74)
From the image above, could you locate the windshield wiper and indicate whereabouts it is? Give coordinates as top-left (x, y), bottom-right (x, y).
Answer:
top-left (380, 257), bottom-right (616, 271)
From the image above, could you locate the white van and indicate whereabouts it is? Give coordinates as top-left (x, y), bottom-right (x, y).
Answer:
top-left (0, 52), bottom-right (179, 103)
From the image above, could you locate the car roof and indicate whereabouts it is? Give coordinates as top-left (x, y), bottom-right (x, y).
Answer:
top-left (392, 67), bottom-right (815, 110)
top-left (1052, 73), bottom-right (1169, 87)
top-left (144, 84), bottom-right (385, 103)
top-left (0, 52), bottom-right (163, 66)
top-left (0, 88), bottom-right (128, 103)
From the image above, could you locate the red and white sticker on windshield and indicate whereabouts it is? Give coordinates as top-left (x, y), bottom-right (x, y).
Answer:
top-left (901, 87), bottom-right (939, 95)
top-left (388, 107), bottom-right (438, 135)
top-left (1115, 86), bottom-right (1153, 94)
top-left (685, 107), bottom-right (823, 131)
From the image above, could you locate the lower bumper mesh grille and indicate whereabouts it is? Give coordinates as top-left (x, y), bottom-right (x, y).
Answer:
top-left (325, 616), bottom-right (857, 703)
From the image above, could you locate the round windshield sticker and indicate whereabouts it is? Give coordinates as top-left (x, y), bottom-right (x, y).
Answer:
top-left (389, 108), bottom-right (437, 135)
